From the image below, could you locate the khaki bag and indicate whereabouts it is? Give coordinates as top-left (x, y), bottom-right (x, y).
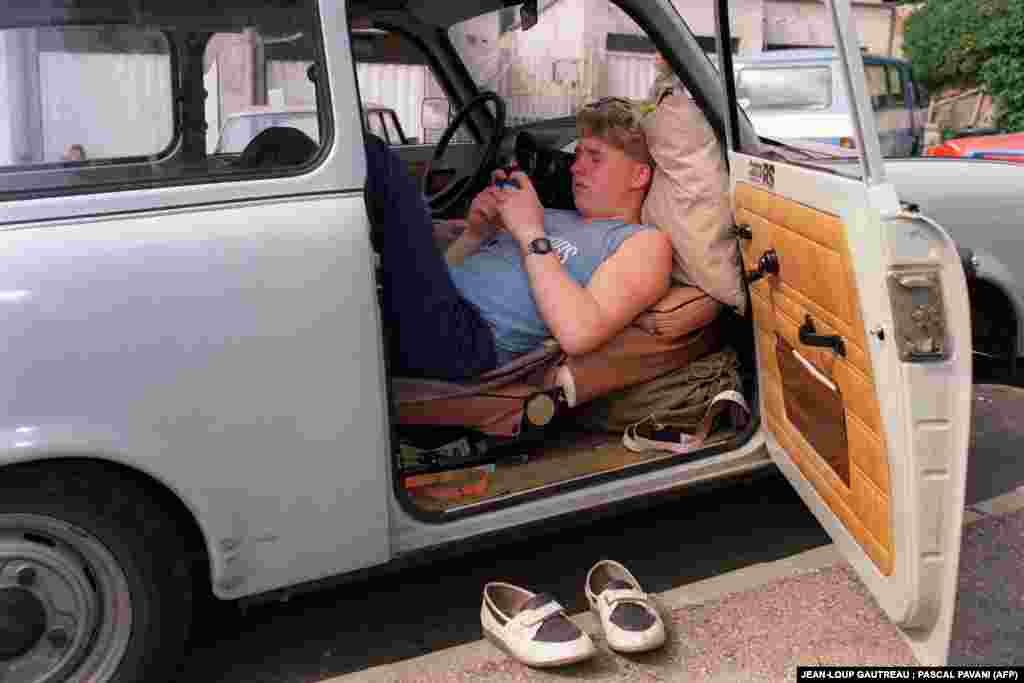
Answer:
top-left (576, 348), bottom-right (742, 434)
top-left (641, 91), bottom-right (747, 314)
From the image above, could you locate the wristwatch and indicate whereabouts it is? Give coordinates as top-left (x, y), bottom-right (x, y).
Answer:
top-left (526, 237), bottom-right (553, 256)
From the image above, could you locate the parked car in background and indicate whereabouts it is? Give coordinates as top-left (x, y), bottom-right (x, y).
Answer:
top-left (735, 49), bottom-right (928, 157)
top-left (214, 104), bottom-right (409, 154)
top-left (925, 131), bottom-right (1024, 163)
top-left (364, 103), bottom-right (413, 145)
top-left (214, 106), bottom-right (320, 154)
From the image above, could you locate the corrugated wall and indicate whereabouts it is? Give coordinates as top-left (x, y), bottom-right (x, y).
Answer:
top-left (606, 51), bottom-right (657, 100)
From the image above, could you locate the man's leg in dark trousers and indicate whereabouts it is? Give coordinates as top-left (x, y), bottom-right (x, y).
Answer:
top-left (364, 135), bottom-right (498, 380)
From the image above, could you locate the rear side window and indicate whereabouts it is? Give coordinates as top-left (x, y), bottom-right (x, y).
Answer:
top-left (0, 0), bottom-right (327, 199)
top-left (0, 26), bottom-right (172, 167)
top-left (736, 66), bottom-right (832, 110)
top-left (864, 64), bottom-right (885, 110)
top-left (886, 65), bottom-right (907, 108)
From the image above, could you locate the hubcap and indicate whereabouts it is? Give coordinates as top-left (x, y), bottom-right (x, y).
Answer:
top-left (0, 587), bottom-right (47, 659)
top-left (1, 514), bottom-right (133, 683)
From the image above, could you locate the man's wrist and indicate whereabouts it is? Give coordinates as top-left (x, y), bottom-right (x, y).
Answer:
top-left (517, 226), bottom-right (547, 255)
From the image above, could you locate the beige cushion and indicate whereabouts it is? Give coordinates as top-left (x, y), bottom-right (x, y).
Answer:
top-left (641, 92), bottom-right (747, 314)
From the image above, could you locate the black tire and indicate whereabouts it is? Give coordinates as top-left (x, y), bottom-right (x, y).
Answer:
top-left (0, 462), bottom-right (194, 683)
top-left (969, 281), bottom-right (1021, 386)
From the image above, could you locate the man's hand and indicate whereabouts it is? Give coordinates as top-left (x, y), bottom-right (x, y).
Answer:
top-left (494, 170), bottom-right (546, 248)
top-left (465, 182), bottom-right (504, 242)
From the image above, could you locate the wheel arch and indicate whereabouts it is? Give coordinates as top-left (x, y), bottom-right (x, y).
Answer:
top-left (969, 275), bottom-right (1021, 354)
top-left (969, 252), bottom-right (1024, 357)
top-left (0, 454), bottom-right (214, 598)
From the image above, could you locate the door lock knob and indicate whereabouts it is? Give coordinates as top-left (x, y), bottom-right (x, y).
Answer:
top-left (746, 249), bottom-right (779, 283)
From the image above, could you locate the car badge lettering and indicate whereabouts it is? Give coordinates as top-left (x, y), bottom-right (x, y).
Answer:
top-left (749, 161), bottom-right (776, 189)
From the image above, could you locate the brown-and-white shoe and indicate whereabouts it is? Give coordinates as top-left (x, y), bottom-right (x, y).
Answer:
top-left (481, 582), bottom-right (596, 668)
top-left (585, 560), bottom-right (666, 653)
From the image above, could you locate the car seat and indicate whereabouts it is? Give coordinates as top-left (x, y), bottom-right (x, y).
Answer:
top-left (395, 285), bottom-right (723, 438)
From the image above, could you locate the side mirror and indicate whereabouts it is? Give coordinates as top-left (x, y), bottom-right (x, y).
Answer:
top-left (521, 0), bottom-right (538, 30)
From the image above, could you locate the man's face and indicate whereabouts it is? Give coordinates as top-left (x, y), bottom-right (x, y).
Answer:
top-left (570, 135), bottom-right (647, 220)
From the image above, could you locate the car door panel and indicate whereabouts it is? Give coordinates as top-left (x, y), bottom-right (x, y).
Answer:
top-left (736, 178), bottom-right (894, 575)
top-left (732, 151), bottom-right (971, 664)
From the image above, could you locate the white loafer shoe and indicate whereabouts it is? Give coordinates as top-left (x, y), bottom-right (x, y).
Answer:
top-left (585, 560), bottom-right (666, 653)
top-left (481, 582), bottom-right (596, 668)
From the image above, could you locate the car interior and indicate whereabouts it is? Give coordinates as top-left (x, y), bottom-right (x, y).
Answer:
top-left (345, 1), bottom-right (762, 519)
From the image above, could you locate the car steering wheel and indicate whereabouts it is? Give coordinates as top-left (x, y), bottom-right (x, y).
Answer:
top-left (421, 91), bottom-right (506, 217)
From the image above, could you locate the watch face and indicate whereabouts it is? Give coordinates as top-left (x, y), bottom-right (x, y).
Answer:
top-left (530, 237), bottom-right (553, 254)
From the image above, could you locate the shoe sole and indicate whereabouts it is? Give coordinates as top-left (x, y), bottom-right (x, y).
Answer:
top-left (482, 627), bottom-right (594, 668)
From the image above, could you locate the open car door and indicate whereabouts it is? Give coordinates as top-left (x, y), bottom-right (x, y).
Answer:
top-left (720, 0), bottom-right (972, 666)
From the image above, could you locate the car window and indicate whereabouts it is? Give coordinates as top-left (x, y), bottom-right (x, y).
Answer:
top-left (736, 67), bottom-right (832, 110)
top-left (913, 78), bottom-right (929, 110)
top-left (0, 0), bottom-right (327, 197)
top-left (864, 64), bottom-right (887, 111)
top-left (365, 111), bottom-right (388, 140)
top-left (206, 28), bottom-right (321, 155)
top-left (891, 66), bottom-right (908, 109)
top-left (0, 25), bottom-right (173, 167)
top-left (352, 29), bottom-right (460, 145)
top-left (448, 0), bottom-right (665, 127)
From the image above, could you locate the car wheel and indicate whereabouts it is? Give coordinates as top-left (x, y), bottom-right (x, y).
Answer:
top-left (0, 462), bottom-right (193, 683)
top-left (970, 281), bottom-right (1021, 385)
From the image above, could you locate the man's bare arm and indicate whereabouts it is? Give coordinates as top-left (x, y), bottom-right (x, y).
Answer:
top-left (523, 229), bottom-right (672, 355)
top-left (445, 229), bottom-right (490, 266)
top-left (444, 183), bottom-right (504, 267)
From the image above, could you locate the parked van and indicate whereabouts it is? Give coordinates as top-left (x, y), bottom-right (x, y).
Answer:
top-left (734, 49), bottom-right (929, 157)
top-left (0, 2), bottom-right (985, 682)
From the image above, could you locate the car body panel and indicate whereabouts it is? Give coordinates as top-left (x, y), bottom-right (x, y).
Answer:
top-left (880, 158), bottom-right (1024, 355)
top-left (0, 193), bottom-right (393, 598)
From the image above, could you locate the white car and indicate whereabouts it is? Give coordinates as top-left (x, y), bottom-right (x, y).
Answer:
top-left (735, 49), bottom-right (929, 158)
top-left (0, 1), bottom-right (996, 681)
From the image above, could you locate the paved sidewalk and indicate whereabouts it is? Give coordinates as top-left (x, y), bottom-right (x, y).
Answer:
top-left (327, 488), bottom-right (1024, 683)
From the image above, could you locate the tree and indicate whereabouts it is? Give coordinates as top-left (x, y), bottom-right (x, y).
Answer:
top-left (903, 0), bottom-right (1024, 131)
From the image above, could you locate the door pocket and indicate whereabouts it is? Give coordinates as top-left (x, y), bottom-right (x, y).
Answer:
top-left (775, 336), bottom-right (850, 486)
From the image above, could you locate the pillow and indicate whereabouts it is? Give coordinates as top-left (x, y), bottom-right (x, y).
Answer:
top-left (641, 91), bottom-right (746, 314)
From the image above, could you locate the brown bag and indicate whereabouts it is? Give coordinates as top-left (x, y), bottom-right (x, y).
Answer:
top-left (575, 347), bottom-right (741, 433)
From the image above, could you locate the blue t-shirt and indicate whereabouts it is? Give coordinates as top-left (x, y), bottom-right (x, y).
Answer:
top-left (448, 209), bottom-right (655, 364)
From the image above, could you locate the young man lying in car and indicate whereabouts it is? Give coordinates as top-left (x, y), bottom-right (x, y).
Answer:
top-left (366, 97), bottom-right (673, 381)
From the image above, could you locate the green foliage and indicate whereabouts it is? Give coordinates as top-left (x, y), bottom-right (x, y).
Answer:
top-left (903, 0), bottom-right (1024, 130)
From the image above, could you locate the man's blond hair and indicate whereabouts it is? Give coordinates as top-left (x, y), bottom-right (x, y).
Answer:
top-left (576, 98), bottom-right (653, 167)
